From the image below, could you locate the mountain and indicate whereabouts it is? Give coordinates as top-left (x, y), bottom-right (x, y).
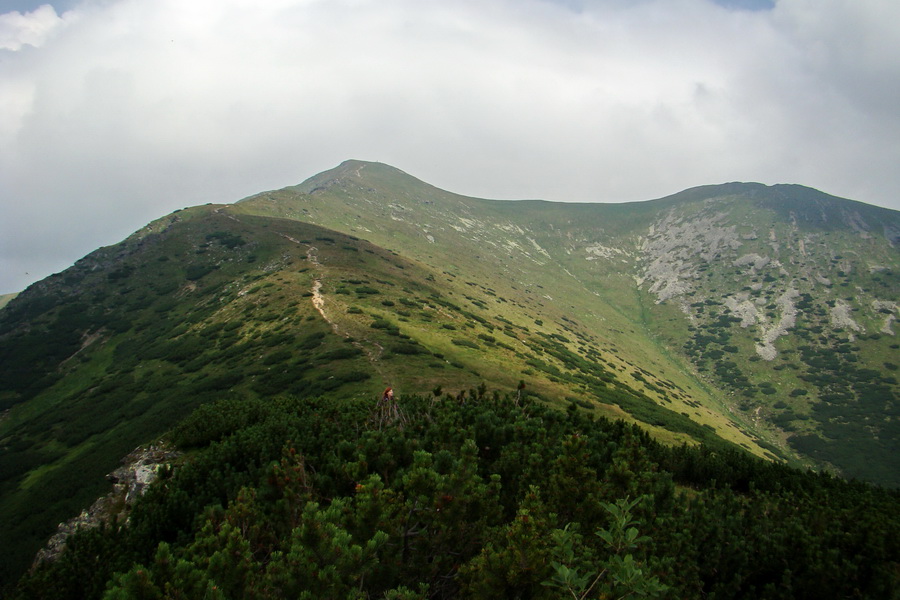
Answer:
top-left (234, 160), bottom-right (900, 481)
top-left (0, 160), bottom-right (898, 589)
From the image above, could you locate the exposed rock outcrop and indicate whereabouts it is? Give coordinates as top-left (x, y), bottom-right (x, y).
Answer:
top-left (639, 209), bottom-right (741, 304)
top-left (32, 443), bottom-right (180, 567)
top-left (872, 300), bottom-right (897, 335)
top-left (733, 253), bottom-right (770, 273)
top-left (830, 299), bottom-right (863, 334)
top-left (724, 293), bottom-right (759, 328)
top-left (754, 288), bottom-right (800, 361)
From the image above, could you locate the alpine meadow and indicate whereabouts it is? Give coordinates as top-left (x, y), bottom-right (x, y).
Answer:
top-left (1, 160), bottom-right (898, 598)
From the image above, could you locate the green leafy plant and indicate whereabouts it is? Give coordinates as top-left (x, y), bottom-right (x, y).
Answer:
top-left (543, 497), bottom-right (666, 600)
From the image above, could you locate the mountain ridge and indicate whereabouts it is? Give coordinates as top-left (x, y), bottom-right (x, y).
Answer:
top-left (233, 160), bottom-right (899, 481)
top-left (1, 160), bottom-right (898, 588)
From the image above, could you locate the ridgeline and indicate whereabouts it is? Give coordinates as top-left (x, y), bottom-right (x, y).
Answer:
top-left (1, 161), bottom-right (899, 595)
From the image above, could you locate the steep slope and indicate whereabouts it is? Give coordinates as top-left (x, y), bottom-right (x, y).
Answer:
top-left (235, 160), bottom-right (900, 484)
top-left (0, 201), bottom-right (729, 587)
top-left (0, 209), bottom-right (374, 583)
top-left (236, 163), bottom-right (765, 447)
top-left (630, 185), bottom-right (900, 484)
top-left (1, 160), bottom-right (898, 587)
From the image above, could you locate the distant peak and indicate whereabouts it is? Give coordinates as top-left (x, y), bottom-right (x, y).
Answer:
top-left (336, 159), bottom-right (407, 175)
top-left (291, 160), bottom-right (429, 196)
top-left (660, 181), bottom-right (844, 205)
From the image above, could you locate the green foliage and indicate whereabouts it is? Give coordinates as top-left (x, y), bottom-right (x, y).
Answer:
top-left (390, 342), bottom-right (427, 356)
top-left (12, 394), bottom-right (900, 599)
top-left (318, 346), bottom-right (363, 361)
top-left (205, 231), bottom-right (247, 249)
top-left (543, 497), bottom-right (666, 600)
top-left (185, 264), bottom-right (217, 281)
top-left (370, 318), bottom-right (399, 335)
top-left (451, 338), bottom-right (480, 349)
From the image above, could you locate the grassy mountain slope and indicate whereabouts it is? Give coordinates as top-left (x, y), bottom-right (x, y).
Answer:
top-left (235, 160), bottom-right (900, 484)
top-left (1, 160), bottom-right (898, 587)
top-left (0, 208), bottom-right (436, 583)
top-left (0, 200), bottom-right (729, 586)
top-left (632, 185), bottom-right (900, 484)
top-left (236, 163), bottom-right (768, 452)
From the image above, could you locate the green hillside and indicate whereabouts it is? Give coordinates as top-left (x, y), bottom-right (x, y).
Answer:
top-left (1, 160), bottom-right (899, 592)
top-left (235, 160), bottom-right (900, 484)
top-left (0, 204), bottom-right (728, 587)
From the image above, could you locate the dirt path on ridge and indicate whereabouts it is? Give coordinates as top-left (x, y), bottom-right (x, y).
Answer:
top-left (303, 245), bottom-right (386, 374)
top-left (272, 238), bottom-right (387, 374)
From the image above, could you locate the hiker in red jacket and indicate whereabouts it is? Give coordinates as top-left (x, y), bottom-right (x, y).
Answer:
top-left (378, 386), bottom-right (399, 423)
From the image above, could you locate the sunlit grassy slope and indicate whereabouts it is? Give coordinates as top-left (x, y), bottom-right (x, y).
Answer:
top-left (233, 164), bottom-right (769, 452)
top-left (234, 160), bottom-right (900, 484)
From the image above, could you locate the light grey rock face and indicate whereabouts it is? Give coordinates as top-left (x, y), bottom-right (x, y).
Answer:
top-left (107, 444), bottom-right (180, 504)
top-left (885, 223), bottom-right (900, 247)
top-left (830, 299), bottom-right (863, 334)
top-left (638, 203), bottom-right (816, 361)
top-left (32, 444), bottom-right (180, 567)
top-left (639, 209), bottom-right (741, 304)
top-left (842, 209), bottom-right (872, 239)
top-left (724, 293), bottom-right (759, 328)
top-left (585, 243), bottom-right (629, 261)
top-left (733, 253), bottom-right (770, 273)
top-left (873, 300), bottom-right (897, 335)
top-left (754, 288), bottom-right (800, 360)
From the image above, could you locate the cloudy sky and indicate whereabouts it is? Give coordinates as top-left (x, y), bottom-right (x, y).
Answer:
top-left (2, 0), bottom-right (899, 294)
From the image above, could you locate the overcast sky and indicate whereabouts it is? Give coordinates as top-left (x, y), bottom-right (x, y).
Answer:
top-left (2, 0), bottom-right (899, 294)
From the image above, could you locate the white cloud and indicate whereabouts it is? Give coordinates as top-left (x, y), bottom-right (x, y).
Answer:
top-left (1, 0), bottom-right (900, 293)
top-left (0, 4), bottom-right (65, 50)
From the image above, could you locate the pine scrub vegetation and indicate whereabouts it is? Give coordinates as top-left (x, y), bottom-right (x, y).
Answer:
top-left (12, 393), bottom-right (900, 599)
